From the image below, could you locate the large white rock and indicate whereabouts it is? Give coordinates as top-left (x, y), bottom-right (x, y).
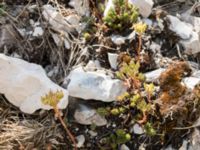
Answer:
top-left (181, 6), bottom-right (200, 36)
top-left (64, 67), bottom-right (127, 102)
top-left (167, 15), bottom-right (200, 55)
top-left (180, 31), bottom-right (200, 55)
top-left (181, 15), bottom-right (200, 34)
top-left (167, 15), bottom-right (193, 40)
top-left (0, 54), bottom-right (68, 114)
top-left (183, 77), bottom-right (200, 89)
top-left (188, 16), bottom-right (200, 36)
top-left (129, 0), bottom-right (154, 18)
top-left (180, 10), bottom-right (200, 55)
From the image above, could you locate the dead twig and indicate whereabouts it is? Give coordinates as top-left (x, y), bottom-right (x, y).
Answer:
top-left (53, 107), bottom-right (77, 150)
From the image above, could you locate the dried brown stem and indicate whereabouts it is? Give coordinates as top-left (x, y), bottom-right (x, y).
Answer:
top-left (137, 111), bottom-right (147, 124)
top-left (54, 107), bottom-right (77, 150)
top-left (147, 92), bottom-right (151, 103)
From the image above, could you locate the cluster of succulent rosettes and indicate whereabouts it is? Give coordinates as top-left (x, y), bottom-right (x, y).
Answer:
top-left (116, 59), bottom-right (155, 111)
top-left (103, 0), bottom-right (139, 30)
top-left (104, 58), bottom-right (156, 136)
top-left (108, 129), bottom-right (131, 149)
top-left (133, 22), bottom-right (147, 34)
top-left (116, 59), bottom-right (145, 89)
top-left (41, 90), bottom-right (64, 107)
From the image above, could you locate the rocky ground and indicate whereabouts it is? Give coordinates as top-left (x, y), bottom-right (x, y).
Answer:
top-left (1, 0), bottom-right (200, 150)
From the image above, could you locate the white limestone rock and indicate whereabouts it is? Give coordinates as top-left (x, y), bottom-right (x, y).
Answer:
top-left (167, 15), bottom-right (200, 55)
top-left (192, 70), bottom-right (200, 78)
top-left (181, 6), bottom-right (200, 36)
top-left (51, 33), bottom-right (63, 47)
top-left (108, 53), bottom-right (118, 70)
top-left (182, 16), bottom-right (200, 35)
top-left (167, 15), bottom-right (193, 40)
top-left (74, 104), bottom-right (107, 126)
top-left (43, 5), bottom-right (86, 48)
top-left (111, 35), bottom-right (126, 45)
top-left (69, 0), bottom-right (90, 17)
top-left (183, 77), bottom-right (200, 89)
top-left (0, 25), bottom-right (21, 49)
top-left (120, 144), bottom-right (130, 150)
top-left (129, 0), bottom-right (154, 18)
top-left (85, 60), bottom-right (101, 70)
top-left (76, 135), bottom-right (85, 148)
top-left (64, 67), bottom-right (127, 102)
top-left (42, 5), bottom-right (72, 32)
top-left (65, 14), bottom-right (84, 33)
top-left (180, 9), bottom-right (200, 55)
top-left (144, 68), bottom-right (165, 82)
top-left (42, 5), bottom-right (73, 49)
top-left (0, 54), bottom-right (68, 114)
top-left (132, 123), bottom-right (144, 135)
top-left (32, 26), bottom-right (44, 37)
top-left (180, 31), bottom-right (200, 55)
top-left (179, 140), bottom-right (188, 150)
top-left (111, 32), bottom-right (135, 45)
top-left (43, 5), bottom-right (85, 36)
top-left (189, 17), bottom-right (200, 36)
top-left (51, 33), bottom-right (70, 49)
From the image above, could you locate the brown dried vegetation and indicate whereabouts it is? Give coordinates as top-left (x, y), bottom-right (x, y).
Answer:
top-left (156, 61), bottom-right (200, 129)
top-left (158, 61), bottom-right (192, 113)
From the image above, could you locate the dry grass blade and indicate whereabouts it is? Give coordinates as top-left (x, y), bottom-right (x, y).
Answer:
top-left (0, 96), bottom-right (67, 150)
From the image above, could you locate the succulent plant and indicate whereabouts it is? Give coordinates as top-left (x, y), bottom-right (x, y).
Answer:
top-left (109, 129), bottom-right (132, 149)
top-left (133, 22), bottom-right (147, 34)
top-left (103, 0), bottom-right (139, 30)
top-left (41, 90), bottom-right (64, 107)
